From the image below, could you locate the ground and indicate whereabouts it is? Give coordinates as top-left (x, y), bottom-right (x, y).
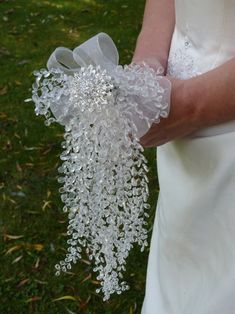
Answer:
top-left (0, 1), bottom-right (160, 313)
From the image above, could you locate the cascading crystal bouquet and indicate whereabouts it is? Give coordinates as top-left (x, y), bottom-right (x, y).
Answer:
top-left (27, 32), bottom-right (171, 301)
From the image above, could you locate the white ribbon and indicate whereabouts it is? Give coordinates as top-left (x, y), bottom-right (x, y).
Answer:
top-left (45, 32), bottom-right (171, 139)
top-left (47, 32), bottom-right (119, 75)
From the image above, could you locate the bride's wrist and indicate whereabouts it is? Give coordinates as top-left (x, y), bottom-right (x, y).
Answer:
top-left (183, 76), bottom-right (210, 131)
top-left (132, 31), bottom-right (168, 74)
top-left (170, 77), bottom-right (202, 133)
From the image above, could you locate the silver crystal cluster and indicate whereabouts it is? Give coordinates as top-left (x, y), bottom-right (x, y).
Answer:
top-left (30, 63), bottom-right (168, 300)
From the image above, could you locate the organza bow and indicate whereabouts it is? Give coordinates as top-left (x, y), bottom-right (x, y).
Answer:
top-left (27, 32), bottom-right (171, 300)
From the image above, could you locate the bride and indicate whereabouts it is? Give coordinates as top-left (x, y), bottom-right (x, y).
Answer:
top-left (132, 0), bottom-right (235, 313)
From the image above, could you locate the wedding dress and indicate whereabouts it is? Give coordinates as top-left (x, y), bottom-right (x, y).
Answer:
top-left (141, 0), bottom-right (235, 313)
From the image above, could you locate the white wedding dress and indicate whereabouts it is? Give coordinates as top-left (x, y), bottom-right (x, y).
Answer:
top-left (141, 1), bottom-right (235, 313)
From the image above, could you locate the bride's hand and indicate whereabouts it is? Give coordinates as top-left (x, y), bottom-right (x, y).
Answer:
top-left (139, 77), bottom-right (200, 147)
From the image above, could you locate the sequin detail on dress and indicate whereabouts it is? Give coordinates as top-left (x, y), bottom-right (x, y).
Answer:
top-left (167, 34), bottom-right (202, 79)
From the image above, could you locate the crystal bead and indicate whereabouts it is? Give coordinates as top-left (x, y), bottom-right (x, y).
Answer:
top-left (30, 61), bottom-right (171, 300)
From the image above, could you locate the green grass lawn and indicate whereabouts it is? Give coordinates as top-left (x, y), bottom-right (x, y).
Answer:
top-left (0, 0), bottom-right (160, 313)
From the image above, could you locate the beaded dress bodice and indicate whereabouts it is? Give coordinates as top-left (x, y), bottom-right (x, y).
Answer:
top-left (167, 0), bottom-right (235, 79)
top-left (166, 0), bottom-right (235, 137)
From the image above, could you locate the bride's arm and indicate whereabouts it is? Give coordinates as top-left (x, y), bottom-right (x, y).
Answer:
top-left (187, 57), bottom-right (235, 130)
top-left (139, 57), bottom-right (235, 147)
top-left (132, 0), bottom-right (175, 72)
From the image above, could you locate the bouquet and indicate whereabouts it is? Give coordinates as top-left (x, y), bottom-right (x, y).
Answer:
top-left (26, 32), bottom-right (171, 301)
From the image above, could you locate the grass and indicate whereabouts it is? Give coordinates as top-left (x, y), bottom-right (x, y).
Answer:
top-left (0, 0), bottom-right (160, 313)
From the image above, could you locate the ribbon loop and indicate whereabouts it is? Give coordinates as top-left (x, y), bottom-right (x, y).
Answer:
top-left (46, 47), bottom-right (81, 75)
top-left (47, 32), bottom-right (119, 75)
